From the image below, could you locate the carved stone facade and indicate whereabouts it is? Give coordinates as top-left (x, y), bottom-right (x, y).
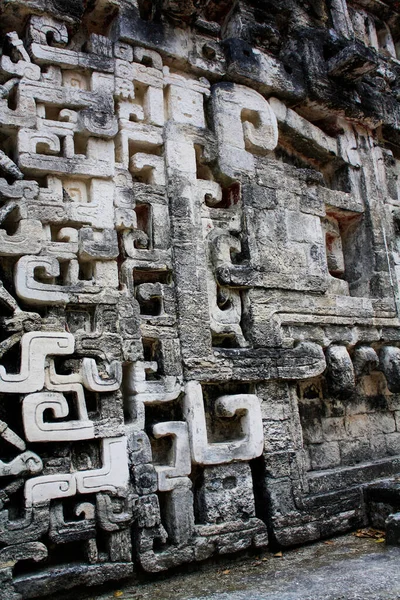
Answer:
top-left (1, 0), bottom-right (400, 597)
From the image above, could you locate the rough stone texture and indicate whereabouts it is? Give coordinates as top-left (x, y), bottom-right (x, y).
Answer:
top-left (69, 534), bottom-right (400, 600)
top-left (1, 0), bottom-right (400, 597)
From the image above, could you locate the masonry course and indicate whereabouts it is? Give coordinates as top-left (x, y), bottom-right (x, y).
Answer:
top-left (1, 0), bottom-right (400, 597)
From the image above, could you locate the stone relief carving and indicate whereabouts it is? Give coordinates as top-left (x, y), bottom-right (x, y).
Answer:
top-left (0, 1), bottom-right (400, 597)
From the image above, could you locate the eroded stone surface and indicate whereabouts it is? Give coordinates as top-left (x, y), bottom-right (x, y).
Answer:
top-left (1, 0), bottom-right (400, 597)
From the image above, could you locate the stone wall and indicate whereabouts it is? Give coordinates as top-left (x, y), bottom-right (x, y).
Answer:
top-left (1, 0), bottom-right (400, 597)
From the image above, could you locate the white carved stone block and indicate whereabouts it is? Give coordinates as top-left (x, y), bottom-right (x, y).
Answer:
top-left (152, 421), bottom-right (191, 491)
top-left (75, 437), bottom-right (129, 494)
top-left (211, 83), bottom-right (278, 181)
top-left (22, 390), bottom-right (95, 442)
top-left (0, 331), bottom-right (74, 393)
top-left (82, 358), bottom-right (122, 392)
top-left (25, 472), bottom-right (77, 507)
top-left (15, 256), bottom-right (70, 305)
top-left (0, 219), bottom-right (43, 256)
top-left (124, 361), bottom-right (182, 403)
top-left (183, 381), bottom-right (264, 465)
top-left (25, 437), bottom-right (129, 505)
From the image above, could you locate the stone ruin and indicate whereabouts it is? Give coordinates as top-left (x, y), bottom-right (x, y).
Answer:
top-left (1, 0), bottom-right (400, 596)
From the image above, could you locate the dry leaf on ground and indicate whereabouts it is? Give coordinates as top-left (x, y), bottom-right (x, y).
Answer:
top-left (352, 528), bottom-right (385, 540)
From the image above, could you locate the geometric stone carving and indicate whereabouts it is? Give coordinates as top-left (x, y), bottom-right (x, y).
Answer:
top-left (152, 421), bottom-right (191, 491)
top-left (15, 256), bottom-right (71, 305)
top-left (124, 361), bottom-right (182, 404)
top-left (152, 421), bottom-right (194, 545)
top-left (24, 472), bottom-right (77, 507)
top-left (212, 83), bottom-right (278, 181)
top-left (0, 219), bottom-right (42, 257)
top-left (49, 501), bottom-right (96, 544)
top-left (75, 436), bottom-right (129, 495)
top-left (0, 332), bottom-right (74, 393)
top-left (1, 1), bottom-right (400, 594)
top-left (96, 492), bottom-right (136, 532)
top-left (207, 229), bottom-right (248, 347)
top-left (22, 390), bottom-right (95, 442)
top-left (183, 381), bottom-right (264, 465)
top-left (82, 358), bottom-right (122, 392)
top-left (25, 437), bottom-right (129, 506)
top-left (0, 450), bottom-right (43, 477)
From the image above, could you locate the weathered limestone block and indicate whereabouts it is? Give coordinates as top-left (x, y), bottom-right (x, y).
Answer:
top-left (183, 381), bottom-right (263, 465)
top-left (0, 0), bottom-right (400, 594)
top-left (49, 501), bottom-right (96, 543)
top-left (380, 346), bottom-right (400, 393)
top-left (164, 69), bottom-right (210, 128)
top-left (0, 542), bottom-right (47, 572)
top-left (327, 42), bottom-right (378, 81)
top-left (195, 463), bottom-right (256, 524)
top-left (0, 451), bottom-right (42, 478)
top-left (212, 83), bottom-right (278, 181)
top-left (161, 485), bottom-right (194, 545)
top-left (0, 332), bottom-right (74, 393)
top-left (270, 97), bottom-right (338, 162)
top-left (325, 344), bottom-right (355, 396)
top-left (96, 492), bottom-right (136, 532)
top-left (0, 504), bottom-right (50, 546)
top-left (0, 218), bottom-right (42, 257)
top-left (353, 346), bottom-right (379, 379)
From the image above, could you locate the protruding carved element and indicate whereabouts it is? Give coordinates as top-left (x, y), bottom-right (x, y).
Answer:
top-left (0, 451), bottom-right (43, 477)
top-left (0, 542), bottom-right (47, 568)
top-left (96, 492), bottom-right (136, 532)
top-left (325, 345), bottom-right (355, 396)
top-left (25, 437), bottom-right (129, 506)
top-left (327, 43), bottom-right (378, 81)
top-left (82, 358), bottom-right (122, 392)
top-left (22, 391), bottom-right (95, 442)
top-left (183, 381), bottom-right (263, 465)
top-left (1, 32), bottom-right (41, 80)
top-left (353, 346), bottom-right (379, 379)
top-left (211, 83), bottom-right (278, 181)
top-left (124, 361), bottom-right (182, 404)
top-left (0, 332), bottom-right (74, 393)
top-left (152, 421), bottom-right (191, 491)
top-left (380, 346), bottom-right (400, 393)
top-left (49, 501), bottom-right (96, 543)
top-left (15, 256), bottom-right (70, 305)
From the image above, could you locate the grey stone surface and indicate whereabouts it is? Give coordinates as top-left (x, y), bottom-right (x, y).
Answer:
top-left (68, 534), bottom-right (400, 600)
top-left (1, 0), bottom-right (400, 597)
